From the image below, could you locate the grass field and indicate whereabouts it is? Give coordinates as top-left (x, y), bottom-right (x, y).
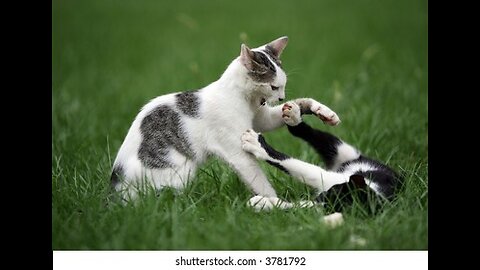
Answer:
top-left (52, 0), bottom-right (428, 249)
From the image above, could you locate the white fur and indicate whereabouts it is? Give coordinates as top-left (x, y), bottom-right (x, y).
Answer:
top-left (248, 195), bottom-right (315, 211)
top-left (322, 212), bottom-right (344, 228)
top-left (113, 37), bottom-right (316, 201)
top-left (331, 142), bottom-right (360, 170)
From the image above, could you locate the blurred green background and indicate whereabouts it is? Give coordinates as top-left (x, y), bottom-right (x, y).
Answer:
top-left (52, 0), bottom-right (427, 249)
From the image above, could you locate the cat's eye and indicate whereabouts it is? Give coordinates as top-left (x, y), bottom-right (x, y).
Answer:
top-left (271, 85), bottom-right (279, 91)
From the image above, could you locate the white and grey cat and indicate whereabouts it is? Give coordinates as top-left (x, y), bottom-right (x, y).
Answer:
top-left (241, 101), bottom-right (401, 212)
top-left (111, 37), bottom-right (340, 201)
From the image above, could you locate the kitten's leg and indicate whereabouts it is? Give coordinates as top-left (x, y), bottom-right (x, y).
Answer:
top-left (252, 98), bottom-right (340, 133)
top-left (293, 98), bottom-right (341, 126)
top-left (248, 195), bottom-right (314, 211)
top-left (241, 130), bottom-right (348, 192)
top-left (283, 102), bottom-right (359, 169)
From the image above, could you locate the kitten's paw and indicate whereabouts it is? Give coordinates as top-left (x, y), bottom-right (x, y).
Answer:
top-left (248, 196), bottom-right (314, 211)
top-left (322, 212), bottom-right (344, 228)
top-left (248, 196), bottom-right (295, 211)
top-left (297, 200), bottom-right (316, 208)
top-left (282, 102), bottom-right (302, 126)
top-left (310, 103), bottom-right (341, 126)
top-left (241, 130), bottom-right (269, 160)
top-left (248, 195), bottom-right (275, 211)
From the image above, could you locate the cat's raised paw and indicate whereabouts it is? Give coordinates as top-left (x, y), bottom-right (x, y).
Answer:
top-left (241, 130), bottom-right (269, 160)
top-left (311, 103), bottom-right (341, 126)
top-left (282, 102), bottom-right (302, 126)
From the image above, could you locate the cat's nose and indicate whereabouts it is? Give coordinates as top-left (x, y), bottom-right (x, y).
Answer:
top-left (278, 98), bottom-right (284, 101)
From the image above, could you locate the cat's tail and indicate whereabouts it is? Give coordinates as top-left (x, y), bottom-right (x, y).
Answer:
top-left (287, 122), bottom-right (360, 170)
top-left (110, 164), bottom-right (124, 191)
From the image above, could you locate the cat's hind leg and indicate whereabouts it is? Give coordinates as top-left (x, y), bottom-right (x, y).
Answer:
top-left (113, 151), bottom-right (198, 201)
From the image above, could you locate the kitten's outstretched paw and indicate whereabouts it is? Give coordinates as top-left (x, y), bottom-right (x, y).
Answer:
top-left (241, 130), bottom-right (269, 160)
top-left (248, 195), bottom-right (276, 211)
top-left (282, 102), bottom-right (302, 126)
top-left (248, 196), bottom-right (314, 211)
top-left (310, 103), bottom-right (340, 126)
top-left (297, 200), bottom-right (316, 208)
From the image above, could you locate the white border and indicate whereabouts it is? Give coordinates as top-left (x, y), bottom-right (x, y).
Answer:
top-left (53, 250), bottom-right (427, 270)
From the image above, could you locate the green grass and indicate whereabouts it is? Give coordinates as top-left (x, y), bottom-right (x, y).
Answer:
top-left (52, 0), bottom-right (427, 249)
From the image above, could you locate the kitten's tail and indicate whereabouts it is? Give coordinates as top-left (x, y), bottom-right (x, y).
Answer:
top-left (110, 164), bottom-right (124, 191)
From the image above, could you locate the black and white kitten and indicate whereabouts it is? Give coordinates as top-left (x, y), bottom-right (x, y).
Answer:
top-left (241, 101), bottom-right (401, 212)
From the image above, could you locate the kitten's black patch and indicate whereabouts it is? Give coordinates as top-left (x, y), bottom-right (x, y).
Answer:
top-left (266, 160), bottom-right (289, 174)
top-left (257, 134), bottom-right (289, 161)
top-left (287, 122), bottom-right (342, 168)
top-left (315, 173), bottom-right (375, 212)
top-left (349, 174), bottom-right (367, 188)
top-left (336, 156), bottom-right (401, 199)
top-left (264, 45), bottom-right (282, 67)
top-left (176, 91), bottom-right (200, 118)
top-left (110, 164), bottom-right (124, 187)
top-left (248, 51), bottom-right (277, 83)
top-left (315, 182), bottom-right (370, 213)
top-left (316, 158), bottom-right (402, 213)
top-left (138, 105), bottom-right (195, 168)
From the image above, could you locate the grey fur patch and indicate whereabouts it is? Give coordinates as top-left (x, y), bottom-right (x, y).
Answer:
top-left (176, 91), bottom-right (200, 118)
top-left (264, 45), bottom-right (282, 67)
top-left (247, 51), bottom-right (277, 83)
top-left (138, 105), bottom-right (195, 168)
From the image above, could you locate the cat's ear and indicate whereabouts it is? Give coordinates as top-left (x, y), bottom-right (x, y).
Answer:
top-left (240, 44), bottom-right (256, 71)
top-left (266, 36), bottom-right (288, 58)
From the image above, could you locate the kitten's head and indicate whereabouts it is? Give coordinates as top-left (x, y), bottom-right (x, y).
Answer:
top-left (239, 36), bottom-right (288, 104)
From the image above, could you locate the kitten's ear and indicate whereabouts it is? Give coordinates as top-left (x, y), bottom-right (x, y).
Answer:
top-left (266, 36), bottom-right (288, 58)
top-left (349, 174), bottom-right (367, 188)
top-left (240, 44), bottom-right (255, 70)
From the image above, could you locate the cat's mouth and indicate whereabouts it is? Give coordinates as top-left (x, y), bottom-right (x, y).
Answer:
top-left (260, 97), bottom-right (281, 106)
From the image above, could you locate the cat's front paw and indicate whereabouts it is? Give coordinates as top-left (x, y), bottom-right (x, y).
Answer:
top-left (248, 196), bottom-right (313, 211)
top-left (248, 196), bottom-right (295, 211)
top-left (310, 102), bottom-right (341, 126)
top-left (282, 102), bottom-right (302, 126)
top-left (248, 195), bottom-right (276, 211)
top-left (241, 130), bottom-right (269, 160)
top-left (297, 200), bottom-right (316, 208)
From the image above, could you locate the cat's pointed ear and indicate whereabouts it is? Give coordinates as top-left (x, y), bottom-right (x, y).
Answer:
top-left (240, 43), bottom-right (255, 70)
top-left (266, 36), bottom-right (288, 58)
